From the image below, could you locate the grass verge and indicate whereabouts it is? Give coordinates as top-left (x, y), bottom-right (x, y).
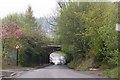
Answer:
top-left (102, 67), bottom-right (119, 78)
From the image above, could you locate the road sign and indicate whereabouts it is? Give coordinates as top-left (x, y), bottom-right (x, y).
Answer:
top-left (16, 45), bottom-right (19, 50)
top-left (116, 24), bottom-right (120, 31)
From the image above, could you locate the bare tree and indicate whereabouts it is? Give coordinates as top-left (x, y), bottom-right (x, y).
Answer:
top-left (46, 0), bottom-right (67, 30)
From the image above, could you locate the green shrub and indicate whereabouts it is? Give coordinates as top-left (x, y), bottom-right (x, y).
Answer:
top-left (107, 50), bottom-right (118, 67)
top-left (99, 64), bottom-right (110, 69)
top-left (67, 60), bottom-right (75, 69)
top-left (102, 67), bottom-right (119, 78)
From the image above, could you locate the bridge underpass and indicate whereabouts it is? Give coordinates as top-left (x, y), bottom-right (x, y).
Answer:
top-left (23, 44), bottom-right (62, 66)
top-left (44, 44), bottom-right (62, 64)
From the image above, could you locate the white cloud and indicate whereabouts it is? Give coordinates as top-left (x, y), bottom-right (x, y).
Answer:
top-left (0, 0), bottom-right (57, 18)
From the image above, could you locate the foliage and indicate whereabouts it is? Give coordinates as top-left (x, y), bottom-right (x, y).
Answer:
top-left (57, 2), bottom-right (90, 59)
top-left (56, 2), bottom-right (118, 70)
top-left (19, 31), bottom-right (48, 66)
top-left (84, 3), bottom-right (118, 65)
top-left (102, 67), bottom-right (119, 78)
top-left (25, 5), bottom-right (38, 31)
top-left (2, 5), bottom-right (49, 67)
top-left (67, 60), bottom-right (75, 69)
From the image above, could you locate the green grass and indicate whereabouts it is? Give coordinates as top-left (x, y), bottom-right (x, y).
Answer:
top-left (102, 67), bottom-right (119, 78)
top-left (67, 60), bottom-right (76, 69)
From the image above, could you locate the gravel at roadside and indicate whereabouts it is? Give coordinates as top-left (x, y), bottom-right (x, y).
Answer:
top-left (0, 67), bottom-right (34, 78)
top-left (0, 64), bottom-right (50, 78)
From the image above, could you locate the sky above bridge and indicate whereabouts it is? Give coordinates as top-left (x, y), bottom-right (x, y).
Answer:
top-left (0, 0), bottom-right (119, 19)
top-left (0, 0), bottom-right (57, 18)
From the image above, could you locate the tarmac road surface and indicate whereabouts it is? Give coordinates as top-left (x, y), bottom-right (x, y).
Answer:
top-left (17, 65), bottom-right (105, 78)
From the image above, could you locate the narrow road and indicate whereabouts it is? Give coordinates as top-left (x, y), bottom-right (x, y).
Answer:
top-left (17, 65), bottom-right (105, 78)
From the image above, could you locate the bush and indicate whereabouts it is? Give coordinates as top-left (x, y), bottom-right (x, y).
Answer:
top-left (99, 64), bottom-right (110, 69)
top-left (102, 67), bottom-right (119, 78)
top-left (67, 60), bottom-right (75, 69)
top-left (107, 50), bottom-right (118, 67)
top-left (18, 34), bottom-right (48, 67)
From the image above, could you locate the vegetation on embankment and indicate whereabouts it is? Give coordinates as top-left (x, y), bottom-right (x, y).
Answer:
top-left (102, 67), bottom-right (119, 78)
top-left (56, 2), bottom-right (119, 78)
top-left (2, 5), bottom-right (50, 68)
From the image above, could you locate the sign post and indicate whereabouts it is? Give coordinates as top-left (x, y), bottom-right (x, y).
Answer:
top-left (16, 45), bottom-right (19, 66)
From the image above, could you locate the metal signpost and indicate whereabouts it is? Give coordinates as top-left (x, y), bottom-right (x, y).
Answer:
top-left (16, 45), bottom-right (19, 66)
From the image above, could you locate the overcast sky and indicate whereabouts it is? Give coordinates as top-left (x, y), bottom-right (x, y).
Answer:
top-left (0, 0), bottom-right (119, 19)
top-left (0, 0), bottom-right (57, 18)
